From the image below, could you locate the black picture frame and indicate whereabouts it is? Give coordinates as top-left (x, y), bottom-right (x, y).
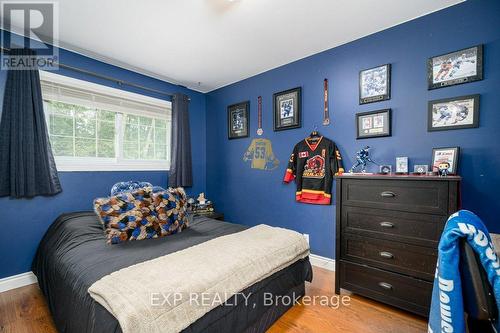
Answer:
top-left (273, 87), bottom-right (302, 131)
top-left (428, 94), bottom-right (480, 132)
top-left (431, 147), bottom-right (460, 174)
top-left (359, 64), bottom-right (391, 104)
top-left (427, 45), bottom-right (483, 90)
top-left (227, 101), bottom-right (249, 139)
top-left (355, 109), bottom-right (392, 139)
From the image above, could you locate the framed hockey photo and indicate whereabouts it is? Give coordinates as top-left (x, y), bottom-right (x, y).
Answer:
top-left (428, 45), bottom-right (483, 90)
top-left (356, 109), bottom-right (391, 139)
top-left (359, 64), bottom-right (391, 104)
top-left (227, 101), bottom-right (249, 139)
top-left (273, 87), bottom-right (301, 131)
top-left (431, 147), bottom-right (460, 174)
top-left (428, 94), bottom-right (480, 132)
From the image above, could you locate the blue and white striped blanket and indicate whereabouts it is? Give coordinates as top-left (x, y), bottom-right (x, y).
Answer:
top-left (428, 210), bottom-right (500, 333)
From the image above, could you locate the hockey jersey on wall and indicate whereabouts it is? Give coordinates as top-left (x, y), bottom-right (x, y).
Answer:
top-left (283, 136), bottom-right (344, 205)
top-left (243, 138), bottom-right (279, 170)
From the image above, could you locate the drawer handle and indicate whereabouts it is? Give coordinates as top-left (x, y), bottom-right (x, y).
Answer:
top-left (378, 282), bottom-right (393, 290)
top-left (380, 191), bottom-right (396, 198)
top-left (379, 251), bottom-right (394, 259)
top-left (380, 221), bottom-right (394, 228)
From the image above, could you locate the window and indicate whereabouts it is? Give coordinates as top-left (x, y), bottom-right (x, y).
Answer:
top-left (45, 101), bottom-right (117, 158)
top-left (40, 71), bottom-right (171, 171)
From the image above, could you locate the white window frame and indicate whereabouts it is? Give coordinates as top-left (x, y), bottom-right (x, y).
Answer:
top-left (40, 70), bottom-right (172, 172)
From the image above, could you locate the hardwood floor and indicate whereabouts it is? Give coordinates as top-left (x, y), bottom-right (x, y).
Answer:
top-left (0, 283), bottom-right (57, 333)
top-left (0, 266), bottom-right (427, 333)
top-left (267, 267), bottom-right (427, 333)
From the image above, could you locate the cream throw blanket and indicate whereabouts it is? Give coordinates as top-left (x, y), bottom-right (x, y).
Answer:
top-left (88, 224), bottom-right (310, 333)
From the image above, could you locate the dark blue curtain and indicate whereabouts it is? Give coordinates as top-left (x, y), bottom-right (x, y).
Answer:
top-left (168, 93), bottom-right (192, 187)
top-left (0, 49), bottom-right (61, 198)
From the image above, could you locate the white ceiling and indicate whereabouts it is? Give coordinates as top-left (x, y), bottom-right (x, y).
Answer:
top-left (6, 0), bottom-right (464, 93)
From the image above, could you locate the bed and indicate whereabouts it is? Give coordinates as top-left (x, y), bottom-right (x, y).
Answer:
top-left (32, 212), bottom-right (313, 333)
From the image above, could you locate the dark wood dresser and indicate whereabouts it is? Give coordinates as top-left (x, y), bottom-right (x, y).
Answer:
top-left (335, 174), bottom-right (461, 317)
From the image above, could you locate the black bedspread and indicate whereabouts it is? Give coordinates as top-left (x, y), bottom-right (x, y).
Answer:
top-left (32, 212), bottom-right (312, 333)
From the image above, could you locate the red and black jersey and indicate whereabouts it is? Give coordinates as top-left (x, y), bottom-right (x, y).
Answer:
top-left (283, 136), bottom-right (344, 205)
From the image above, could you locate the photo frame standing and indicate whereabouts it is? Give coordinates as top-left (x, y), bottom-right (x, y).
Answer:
top-left (431, 147), bottom-right (460, 174)
top-left (428, 94), bottom-right (480, 132)
top-left (359, 64), bottom-right (391, 104)
top-left (396, 157), bottom-right (409, 174)
top-left (428, 45), bottom-right (483, 90)
top-left (355, 109), bottom-right (392, 139)
top-left (227, 101), bottom-right (249, 139)
top-left (273, 87), bottom-right (302, 131)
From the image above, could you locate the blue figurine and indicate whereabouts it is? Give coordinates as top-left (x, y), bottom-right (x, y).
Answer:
top-left (349, 146), bottom-right (379, 173)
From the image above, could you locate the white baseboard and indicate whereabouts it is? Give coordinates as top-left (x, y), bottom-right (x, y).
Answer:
top-left (0, 272), bottom-right (37, 293)
top-left (0, 255), bottom-right (333, 294)
top-left (309, 254), bottom-right (335, 271)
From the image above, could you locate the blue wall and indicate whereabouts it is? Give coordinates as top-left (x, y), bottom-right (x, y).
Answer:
top-left (0, 32), bottom-right (207, 278)
top-left (1, 0), bottom-right (499, 279)
top-left (206, 0), bottom-right (500, 259)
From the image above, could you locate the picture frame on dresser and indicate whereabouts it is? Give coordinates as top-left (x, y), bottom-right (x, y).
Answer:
top-left (395, 157), bottom-right (409, 174)
top-left (431, 147), bottom-right (460, 174)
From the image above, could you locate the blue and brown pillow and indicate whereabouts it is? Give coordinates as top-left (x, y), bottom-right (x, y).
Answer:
top-left (153, 187), bottom-right (189, 236)
top-left (110, 181), bottom-right (153, 196)
top-left (94, 186), bottom-right (189, 244)
top-left (94, 187), bottom-right (160, 244)
top-left (110, 180), bottom-right (167, 196)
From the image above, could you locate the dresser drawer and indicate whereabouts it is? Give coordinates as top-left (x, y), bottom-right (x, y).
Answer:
top-left (339, 261), bottom-right (432, 317)
top-left (341, 234), bottom-right (437, 280)
top-left (341, 206), bottom-right (445, 246)
top-left (342, 179), bottom-right (449, 214)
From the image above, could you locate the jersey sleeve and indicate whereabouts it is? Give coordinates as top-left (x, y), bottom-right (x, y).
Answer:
top-left (332, 143), bottom-right (345, 176)
top-left (243, 140), bottom-right (255, 162)
top-left (283, 144), bottom-right (297, 183)
top-left (265, 141), bottom-right (280, 170)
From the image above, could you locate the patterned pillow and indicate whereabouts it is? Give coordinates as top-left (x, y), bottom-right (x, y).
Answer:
top-left (153, 187), bottom-right (189, 236)
top-left (110, 181), bottom-right (153, 196)
top-left (94, 187), bottom-right (160, 244)
top-left (152, 186), bottom-right (166, 193)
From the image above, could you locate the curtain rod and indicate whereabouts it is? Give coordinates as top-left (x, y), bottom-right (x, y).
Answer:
top-left (0, 45), bottom-right (185, 100)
